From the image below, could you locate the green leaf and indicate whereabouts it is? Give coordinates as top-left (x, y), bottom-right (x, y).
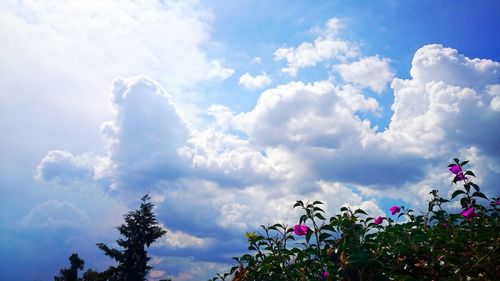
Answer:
top-left (460, 160), bottom-right (469, 166)
top-left (354, 209), bottom-right (368, 215)
top-left (305, 229), bottom-right (313, 243)
top-left (229, 266), bottom-right (238, 275)
top-left (472, 192), bottom-right (488, 200)
top-left (319, 233), bottom-right (332, 241)
top-left (315, 213), bottom-right (326, 220)
top-left (464, 170), bottom-right (475, 177)
top-left (313, 206), bottom-right (325, 213)
top-left (321, 224), bottom-right (335, 232)
top-left (451, 190), bottom-right (465, 199)
top-left (312, 200), bottom-right (323, 205)
top-left (454, 158), bottom-right (460, 164)
top-left (293, 201), bottom-right (303, 208)
top-left (470, 182), bottom-right (480, 192)
top-left (464, 183), bottom-right (471, 193)
top-left (340, 207), bottom-right (348, 212)
top-left (460, 197), bottom-right (468, 208)
top-left (299, 215), bottom-right (307, 224)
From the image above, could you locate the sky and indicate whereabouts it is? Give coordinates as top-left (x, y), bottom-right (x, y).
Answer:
top-left (1, 0), bottom-right (499, 280)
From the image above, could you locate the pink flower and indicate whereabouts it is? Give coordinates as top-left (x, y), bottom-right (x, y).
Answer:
top-left (389, 205), bottom-right (401, 215)
top-left (449, 164), bottom-right (462, 174)
top-left (321, 270), bottom-right (329, 279)
top-left (461, 207), bottom-right (477, 221)
top-left (456, 172), bottom-right (467, 181)
top-left (293, 224), bottom-right (309, 236)
top-left (374, 216), bottom-right (384, 225)
top-left (449, 164), bottom-right (467, 181)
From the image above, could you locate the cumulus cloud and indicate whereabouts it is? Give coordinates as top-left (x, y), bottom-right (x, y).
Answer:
top-left (105, 76), bottom-right (191, 189)
top-left (17, 200), bottom-right (90, 230)
top-left (274, 18), bottom-right (357, 76)
top-left (364, 44), bottom-right (500, 159)
top-left (154, 179), bottom-right (384, 246)
top-left (333, 56), bottom-right (394, 93)
top-left (207, 60), bottom-right (234, 80)
top-left (179, 129), bottom-right (307, 185)
top-left (234, 80), bottom-right (379, 148)
top-left (152, 256), bottom-right (230, 281)
top-left (35, 76), bottom-right (191, 191)
top-left (238, 72), bottom-right (272, 90)
top-left (155, 226), bottom-right (214, 249)
top-left (486, 84), bottom-right (500, 111)
top-left (35, 150), bottom-right (109, 184)
top-left (410, 44), bottom-right (500, 89)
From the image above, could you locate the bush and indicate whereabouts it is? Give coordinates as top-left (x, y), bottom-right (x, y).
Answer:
top-left (212, 159), bottom-right (500, 281)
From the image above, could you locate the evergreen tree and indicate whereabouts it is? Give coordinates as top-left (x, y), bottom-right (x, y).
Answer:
top-left (54, 253), bottom-right (85, 281)
top-left (97, 194), bottom-right (166, 281)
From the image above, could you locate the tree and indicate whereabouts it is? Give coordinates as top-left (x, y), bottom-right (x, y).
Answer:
top-left (97, 194), bottom-right (166, 281)
top-left (54, 253), bottom-right (85, 281)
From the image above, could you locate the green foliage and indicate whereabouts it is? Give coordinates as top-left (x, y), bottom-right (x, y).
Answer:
top-left (214, 159), bottom-right (500, 281)
top-left (54, 194), bottom-right (166, 281)
top-left (54, 253), bottom-right (85, 281)
top-left (97, 194), bottom-right (167, 281)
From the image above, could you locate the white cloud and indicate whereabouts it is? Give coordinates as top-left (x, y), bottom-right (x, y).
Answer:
top-left (311, 17), bottom-right (343, 36)
top-left (155, 256), bottom-right (230, 281)
top-left (149, 270), bottom-right (167, 281)
top-left (238, 72), bottom-right (272, 90)
top-left (156, 178), bottom-right (384, 237)
top-left (274, 18), bottom-right (357, 76)
top-left (207, 60), bottom-right (234, 80)
top-left (35, 150), bottom-right (110, 184)
top-left (364, 44), bottom-right (500, 159)
top-left (17, 200), bottom-right (90, 230)
top-left (333, 56), bottom-right (394, 92)
top-left (234, 80), bottom-right (378, 148)
top-left (178, 129), bottom-right (307, 184)
top-left (35, 76), bottom-right (191, 191)
top-left (486, 84), bottom-right (500, 111)
top-left (410, 44), bottom-right (500, 89)
top-left (155, 226), bottom-right (214, 249)
top-left (0, 0), bottom-right (213, 179)
top-left (104, 76), bottom-right (192, 190)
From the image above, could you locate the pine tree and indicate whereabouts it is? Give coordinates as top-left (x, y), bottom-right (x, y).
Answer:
top-left (54, 253), bottom-right (85, 281)
top-left (97, 194), bottom-right (166, 281)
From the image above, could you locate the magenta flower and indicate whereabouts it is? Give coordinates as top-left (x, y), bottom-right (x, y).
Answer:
top-left (449, 164), bottom-right (467, 181)
top-left (293, 224), bottom-right (309, 236)
top-left (456, 172), bottom-right (467, 181)
top-left (321, 270), bottom-right (329, 279)
top-left (374, 216), bottom-right (384, 225)
top-left (449, 164), bottom-right (462, 174)
top-left (389, 205), bottom-right (401, 215)
top-left (461, 207), bottom-right (477, 221)
top-left (496, 198), bottom-right (500, 205)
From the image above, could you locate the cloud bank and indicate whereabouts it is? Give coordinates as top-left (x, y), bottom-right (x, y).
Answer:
top-left (35, 45), bottom-right (500, 281)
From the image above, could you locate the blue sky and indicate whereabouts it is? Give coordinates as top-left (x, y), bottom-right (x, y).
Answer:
top-left (1, 1), bottom-right (499, 280)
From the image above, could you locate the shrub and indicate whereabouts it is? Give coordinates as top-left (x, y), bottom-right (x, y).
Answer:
top-left (212, 159), bottom-right (500, 281)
